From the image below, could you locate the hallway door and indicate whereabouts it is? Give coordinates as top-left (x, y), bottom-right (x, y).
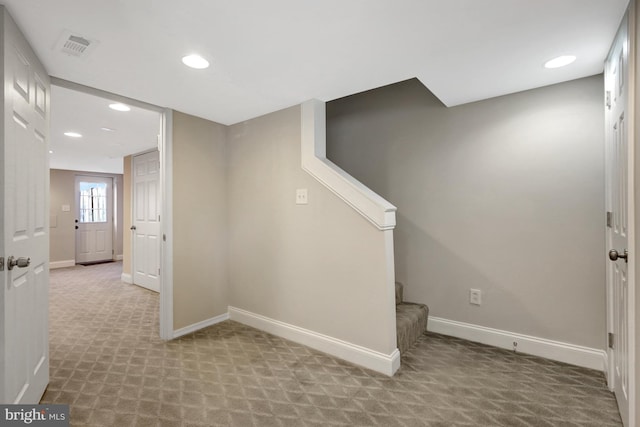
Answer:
top-left (0, 6), bottom-right (50, 403)
top-left (605, 12), bottom-right (631, 426)
top-left (75, 176), bottom-right (113, 264)
top-left (132, 151), bottom-right (160, 292)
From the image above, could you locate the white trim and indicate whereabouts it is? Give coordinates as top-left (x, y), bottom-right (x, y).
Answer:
top-left (49, 260), bottom-right (75, 269)
top-left (120, 273), bottom-right (132, 284)
top-left (159, 109), bottom-right (174, 340)
top-left (173, 313), bottom-right (229, 339)
top-left (428, 317), bottom-right (607, 371)
top-left (229, 306), bottom-right (400, 376)
top-left (114, 254), bottom-right (123, 261)
top-left (301, 99), bottom-right (396, 230)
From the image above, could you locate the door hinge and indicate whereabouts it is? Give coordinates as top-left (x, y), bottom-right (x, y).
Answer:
top-left (158, 268), bottom-right (160, 275)
top-left (606, 90), bottom-right (612, 109)
top-left (606, 211), bottom-right (613, 228)
top-left (608, 332), bottom-right (614, 349)
top-left (0, 257), bottom-right (4, 271)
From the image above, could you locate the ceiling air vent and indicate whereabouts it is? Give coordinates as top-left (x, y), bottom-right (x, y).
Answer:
top-left (54, 30), bottom-right (99, 59)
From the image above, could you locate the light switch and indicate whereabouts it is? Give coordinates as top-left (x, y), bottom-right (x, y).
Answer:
top-left (62, 204), bottom-right (70, 212)
top-left (296, 189), bottom-right (308, 205)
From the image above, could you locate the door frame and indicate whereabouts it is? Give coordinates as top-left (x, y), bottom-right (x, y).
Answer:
top-left (50, 77), bottom-right (174, 340)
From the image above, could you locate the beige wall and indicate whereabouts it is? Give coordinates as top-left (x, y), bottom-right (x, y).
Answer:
top-left (327, 76), bottom-right (606, 350)
top-left (49, 169), bottom-right (124, 263)
top-left (227, 106), bottom-right (395, 353)
top-left (49, 169), bottom-right (76, 262)
top-left (122, 156), bottom-right (132, 275)
top-left (172, 111), bottom-right (228, 329)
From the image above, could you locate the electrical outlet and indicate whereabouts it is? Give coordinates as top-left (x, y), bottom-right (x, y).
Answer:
top-left (296, 189), bottom-right (308, 205)
top-left (469, 288), bottom-right (482, 305)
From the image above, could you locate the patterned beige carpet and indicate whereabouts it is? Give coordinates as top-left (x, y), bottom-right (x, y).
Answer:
top-left (43, 262), bottom-right (622, 426)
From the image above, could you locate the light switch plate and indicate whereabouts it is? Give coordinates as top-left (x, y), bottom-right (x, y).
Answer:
top-left (296, 189), bottom-right (308, 205)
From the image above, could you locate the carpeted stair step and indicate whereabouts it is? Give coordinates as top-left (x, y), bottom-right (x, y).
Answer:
top-left (395, 282), bottom-right (429, 354)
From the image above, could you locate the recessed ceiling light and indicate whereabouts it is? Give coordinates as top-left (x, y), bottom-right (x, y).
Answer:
top-left (109, 103), bottom-right (130, 112)
top-left (101, 127), bottom-right (116, 132)
top-left (49, 150), bottom-right (53, 154)
top-left (544, 55), bottom-right (576, 69)
top-left (182, 54), bottom-right (210, 69)
top-left (64, 131), bottom-right (82, 138)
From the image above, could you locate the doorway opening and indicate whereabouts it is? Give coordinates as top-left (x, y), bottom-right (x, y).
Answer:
top-left (49, 79), bottom-right (170, 336)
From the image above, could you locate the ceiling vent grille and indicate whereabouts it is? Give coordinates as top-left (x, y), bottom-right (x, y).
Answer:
top-left (54, 30), bottom-right (99, 59)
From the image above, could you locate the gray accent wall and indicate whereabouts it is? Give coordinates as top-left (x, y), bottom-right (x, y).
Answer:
top-left (326, 76), bottom-right (606, 350)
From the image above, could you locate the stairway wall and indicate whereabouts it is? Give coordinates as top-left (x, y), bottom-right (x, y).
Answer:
top-left (326, 76), bottom-right (605, 350)
top-left (227, 105), bottom-right (396, 355)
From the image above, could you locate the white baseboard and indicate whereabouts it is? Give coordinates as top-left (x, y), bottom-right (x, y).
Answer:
top-left (428, 316), bottom-right (606, 371)
top-left (49, 260), bottom-right (75, 269)
top-left (229, 306), bottom-right (400, 376)
top-left (173, 313), bottom-right (229, 339)
top-left (114, 254), bottom-right (123, 261)
top-left (120, 273), bottom-right (133, 284)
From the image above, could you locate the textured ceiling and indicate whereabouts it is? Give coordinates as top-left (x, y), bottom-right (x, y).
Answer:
top-left (3, 0), bottom-right (629, 126)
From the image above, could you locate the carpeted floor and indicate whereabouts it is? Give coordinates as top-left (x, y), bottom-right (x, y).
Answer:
top-left (43, 262), bottom-right (623, 426)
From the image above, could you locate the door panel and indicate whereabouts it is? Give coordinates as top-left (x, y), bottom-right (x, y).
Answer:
top-left (132, 151), bottom-right (160, 292)
top-left (1, 6), bottom-right (50, 404)
top-left (75, 176), bottom-right (113, 264)
top-left (605, 12), bottom-right (630, 426)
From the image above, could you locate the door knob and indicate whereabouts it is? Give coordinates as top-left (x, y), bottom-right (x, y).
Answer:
top-left (7, 256), bottom-right (30, 270)
top-left (608, 249), bottom-right (628, 262)
top-left (130, 225), bottom-right (137, 230)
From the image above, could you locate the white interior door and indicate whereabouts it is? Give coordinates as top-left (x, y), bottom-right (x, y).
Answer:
top-left (75, 175), bottom-right (113, 264)
top-left (605, 12), bottom-right (630, 426)
top-left (0, 7), bottom-right (50, 403)
top-left (132, 151), bottom-right (160, 292)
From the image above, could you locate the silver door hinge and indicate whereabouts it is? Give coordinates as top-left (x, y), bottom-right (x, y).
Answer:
top-left (606, 91), bottom-right (612, 109)
top-left (606, 211), bottom-right (613, 228)
top-left (608, 332), bottom-right (614, 349)
top-left (0, 257), bottom-right (4, 271)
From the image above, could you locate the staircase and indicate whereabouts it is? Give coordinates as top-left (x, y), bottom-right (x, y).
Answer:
top-left (396, 282), bottom-right (429, 354)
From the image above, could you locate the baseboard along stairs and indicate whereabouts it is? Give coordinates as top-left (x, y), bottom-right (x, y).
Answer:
top-left (395, 281), bottom-right (429, 354)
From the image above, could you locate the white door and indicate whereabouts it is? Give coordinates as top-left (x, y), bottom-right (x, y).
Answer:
top-left (132, 151), bottom-right (160, 292)
top-left (0, 7), bottom-right (50, 403)
top-left (605, 12), bottom-right (630, 426)
top-left (75, 175), bottom-right (113, 264)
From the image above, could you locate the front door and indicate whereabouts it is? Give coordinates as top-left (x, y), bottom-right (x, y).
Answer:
top-left (75, 176), bottom-right (113, 264)
top-left (132, 150), bottom-right (160, 292)
top-left (0, 7), bottom-right (50, 403)
top-left (605, 12), bottom-right (630, 426)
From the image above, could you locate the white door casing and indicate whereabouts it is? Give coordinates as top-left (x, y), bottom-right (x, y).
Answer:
top-left (605, 11), bottom-right (632, 426)
top-left (132, 150), bottom-right (160, 292)
top-left (0, 7), bottom-right (50, 403)
top-left (75, 175), bottom-right (113, 264)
